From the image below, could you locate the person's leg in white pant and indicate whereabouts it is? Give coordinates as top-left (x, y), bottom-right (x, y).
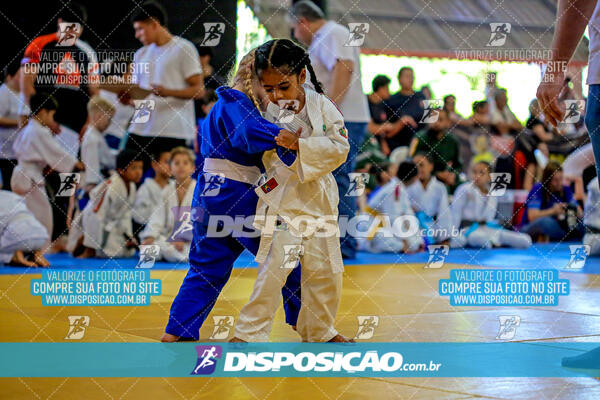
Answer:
top-left (295, 235), bottom-right (342, 342)
top-left (234, 230), bottom-right (302, 342)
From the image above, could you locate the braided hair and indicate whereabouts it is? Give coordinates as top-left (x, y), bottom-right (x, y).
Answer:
top-left (229, 50), bottom-right (261, 110)
top-left (254, 38), bottom-right (324, 94)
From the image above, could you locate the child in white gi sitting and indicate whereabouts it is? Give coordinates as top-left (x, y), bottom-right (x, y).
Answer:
top-left (583, 177), bottom-right (600, 255)
top-left (71, 150), bottom-right (143, 258)
top-left (405, 152), bottom-right (453, 245)
top-left (450, 161), bottom-right (531, 249)
top-left (364, 161), bottom-right (424, 253)
top-left (133, 149), bottom-right (171, 227)
top-left (81, 96), bottom-right (116, 192)
top-left (0, 190), bottom-right (50, 267)
top-left (140, 147), bottom-right (196, 263)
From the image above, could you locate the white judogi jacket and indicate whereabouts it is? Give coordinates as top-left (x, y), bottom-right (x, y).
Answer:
top-left (405, 177), bottom-right (453, 240)
top-left (133, 178), bottom-right (168, 225)
top-left (140, 179), bottom-right (196, 242)
top-left (12, 119), bottom-right (77, 185)
top-left (367, 178), bottom-right (423, 252)
top-left (451, 182), bottom-right (497, 228)
top-left (81, 125), bottom-right (116, 186)
top-left (81, 173), bottom-right (137, 258)
top-left (254, 87), bottom-right (349, 272)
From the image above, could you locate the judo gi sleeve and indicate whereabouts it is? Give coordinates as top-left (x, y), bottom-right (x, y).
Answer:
top-left (296, 99), bottom-right (350, 182)
top-left (222, 106), bottom-right (282, 154)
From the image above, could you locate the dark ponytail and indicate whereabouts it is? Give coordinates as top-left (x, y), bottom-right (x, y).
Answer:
top-left (254, 38), bottom-right (324, 94)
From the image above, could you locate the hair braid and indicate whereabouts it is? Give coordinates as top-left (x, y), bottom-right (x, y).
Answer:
top-left (244, 64), bottom-right (261, 110)
top-left (304, 59), bottom-right (324, 94)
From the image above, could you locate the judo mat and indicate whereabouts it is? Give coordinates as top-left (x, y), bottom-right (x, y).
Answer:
top-left (1, 244), bottom-right (599, 399)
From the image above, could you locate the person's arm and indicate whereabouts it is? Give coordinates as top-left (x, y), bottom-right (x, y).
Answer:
top-left (449, 184), bottom-right (467, 229)
top-left (224, 103), bottom-right (298, 154)
top-left (528, 203), bottom-right (564, 221)
top-left (329, 59), bottom-right (353, 104)
top-left (152, 74), bottom-right (205, 100)
top-left (537, 0), bottom-right (598, 126)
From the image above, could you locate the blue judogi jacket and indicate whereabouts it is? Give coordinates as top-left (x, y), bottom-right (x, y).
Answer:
top-left (200, 86), bottom-right (294, 171)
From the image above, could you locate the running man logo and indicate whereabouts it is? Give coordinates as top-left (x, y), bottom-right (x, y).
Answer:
top-left (488, 173), bottom-right (511, 196)
top-left (210, 316), bottom-right (234, 340)
top-left (170, 207), bottom-right (194, 242)
top-left (486, 23), bottom-right (511, 47)
top-left (132, 100), bottom-right (155, 123)
top-left (425, 245), bottom-right (449, 269)
top-left (65, 315), bottom-right (89, 340)
top-left (346, 173), bottom-right (369, 197)
top-left (56, 173), bottom-right (80, 197)
top-left (354, 315), bottom-right (379, 340)
top-left (136, 245), bottom-right (160, 269)
top-left (201, 173), bottom-right (225, 197)
top-left (200, 23), bottom-right (225, 47)
top-left (420, 99), bottom-right (443, 123)
top-left (565, 244), bottom-right (590, 270)
top-left (191, 345), bottom-right (223, 375)
top-left (561, 100), bottom-right (586, 124)
top-left (282, 245), bottom-right (304, 269)
top-left (276, 99), bottom-right (300, 123)
top-left (345, 23), bottom-right (369, 46)
top-left (496, 315), bottom-right (520, 340)
top-left (57, 22), bottom-right (81, 46)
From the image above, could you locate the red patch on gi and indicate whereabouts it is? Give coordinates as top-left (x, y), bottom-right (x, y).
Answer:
top-left (261, 178), bottom-right (278, 193)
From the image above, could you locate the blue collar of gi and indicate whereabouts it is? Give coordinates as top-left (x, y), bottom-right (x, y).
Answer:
top-left (216, 86), bottom-right (253, 104)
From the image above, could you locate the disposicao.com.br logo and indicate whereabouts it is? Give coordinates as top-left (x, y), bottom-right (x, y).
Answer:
top-left (190, 345), bottom-right (441, 376)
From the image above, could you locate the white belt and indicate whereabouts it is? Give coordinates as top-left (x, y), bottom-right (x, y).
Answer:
top-left (203, 158), bottom-right (262, 185)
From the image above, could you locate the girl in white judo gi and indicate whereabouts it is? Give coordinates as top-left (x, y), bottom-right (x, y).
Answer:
top-left (232, 39), bottom-right (351, 342)
top-left (11, 92), bottom-right (84, 249)
top-left (450, 161), bottom-right (532, 249)
top-left (141, 147), bottom-right (196, 263)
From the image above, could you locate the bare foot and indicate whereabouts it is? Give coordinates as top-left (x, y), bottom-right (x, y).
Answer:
top-left (77, 247), bottom-right (96, 259)
top-left (33, 251), bottom-right (50, 267)
top-left (161, 333), bottom-right (180, 342)
top-left (229, 337), bottom-right (247, 343)
top-left (328, 334), bottom-right (355, 343)
top-left (9, 250), bottom-right (37, 268)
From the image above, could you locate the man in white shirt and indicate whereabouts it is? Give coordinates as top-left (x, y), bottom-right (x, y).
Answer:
top-left (124, 2), bottom-right (205, 171)
top-left (290, 0), bottom-right (370, 258)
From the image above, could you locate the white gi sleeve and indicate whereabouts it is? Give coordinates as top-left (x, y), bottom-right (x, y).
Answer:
top-left (450, 183), bottom-right (468, 229)
top-left (133, 182), bottom-right (154, 224)
top-left (296, 98), bottom-right (349, 182)
top-left (140, 192), bottom-right (166, 240)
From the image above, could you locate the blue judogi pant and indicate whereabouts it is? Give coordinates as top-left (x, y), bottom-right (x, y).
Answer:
top-left (165, 178), bottom-right (301, 339)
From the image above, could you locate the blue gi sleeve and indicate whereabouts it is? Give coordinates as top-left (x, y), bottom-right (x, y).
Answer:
top-left (222, 104), bottom-right (282, 153)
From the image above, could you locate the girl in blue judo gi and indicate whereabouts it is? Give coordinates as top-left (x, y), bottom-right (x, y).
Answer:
top-left (161, 52), bottom-right (302, 342)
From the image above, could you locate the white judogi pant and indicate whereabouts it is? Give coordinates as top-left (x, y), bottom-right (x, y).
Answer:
top-left (234, 229), bottom-right (342, 342)
top-left (451, 225), bottom-right (532, 249)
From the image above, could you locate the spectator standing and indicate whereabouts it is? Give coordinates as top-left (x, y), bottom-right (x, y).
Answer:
top-left (19, 3), bottom-right (98, 133)
top-left (290, 0), bottom-right (370, 258)
top-left (124, 2), bottom-right (205, 170)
